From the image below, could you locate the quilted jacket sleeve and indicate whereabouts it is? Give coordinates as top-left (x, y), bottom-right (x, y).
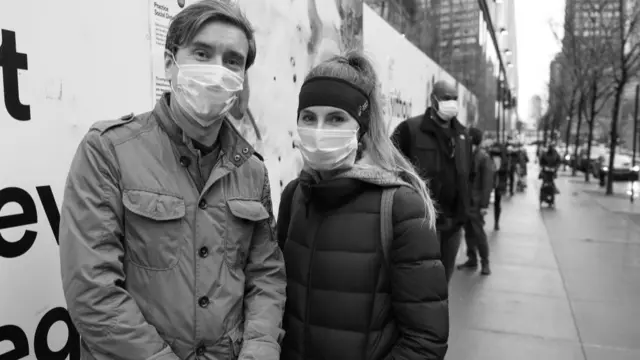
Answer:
top-left (385, 187), bottom-right (449, 360)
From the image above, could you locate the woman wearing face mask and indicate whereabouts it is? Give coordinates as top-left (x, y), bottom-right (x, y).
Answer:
top-left (276, 51), bottom-right (449, 360)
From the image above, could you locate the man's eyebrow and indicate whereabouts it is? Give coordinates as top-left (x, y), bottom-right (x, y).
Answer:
top-left (190, 41), bottom-right (214, 51)
top-left (225, 49), bottom-right (246, 60)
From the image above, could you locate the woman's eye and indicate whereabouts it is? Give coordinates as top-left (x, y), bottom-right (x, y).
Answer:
top-left (329, 115), bottom-right (345, 123)
top-left (301, 115), bottom-right (315, 122)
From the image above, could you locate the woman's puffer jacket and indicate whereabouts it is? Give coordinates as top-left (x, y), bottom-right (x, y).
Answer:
top-left (277, 166), bottom-right (449, 360)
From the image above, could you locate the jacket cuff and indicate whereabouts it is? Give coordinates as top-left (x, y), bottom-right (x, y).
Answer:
top-left (238, 340), bottom-right (280, 360)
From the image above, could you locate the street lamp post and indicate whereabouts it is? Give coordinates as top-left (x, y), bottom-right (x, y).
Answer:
top-left (632, 84), bottom-right (639, 203)
top-left (496, 72), bottom-right (502, 143)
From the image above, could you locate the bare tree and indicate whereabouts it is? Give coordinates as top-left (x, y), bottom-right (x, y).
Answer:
top-left (550, 19), bottom-right (590, 175)
top-left (553, 0), bottom-right (618, 178)
top-left (574, 0), bottom-right (617, 182)
top-left (602, 0), bottom-right (640, 194)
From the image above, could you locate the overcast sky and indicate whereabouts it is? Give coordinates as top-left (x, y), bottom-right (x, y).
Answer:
top-left (515, 0), bottom-right (566, 122)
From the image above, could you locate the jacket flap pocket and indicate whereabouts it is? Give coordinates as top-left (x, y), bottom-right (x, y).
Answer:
top-left (227, 199), bottom-right (269, 221)
top-left (122, 190), bottom-right (185, 221)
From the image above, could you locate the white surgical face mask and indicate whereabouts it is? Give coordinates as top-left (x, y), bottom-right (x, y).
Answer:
top-left (297, 127), bottom-right (358, 171)
top-left (172, 62), bottom-right (244, 127)
top-left (436, 100), bottom-right (459, 121)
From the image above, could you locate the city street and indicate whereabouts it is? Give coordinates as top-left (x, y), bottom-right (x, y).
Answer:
top-left (447, 166), bottom-right (640, 360)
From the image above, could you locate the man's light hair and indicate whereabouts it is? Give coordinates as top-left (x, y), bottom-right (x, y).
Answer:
top-left (165, 0), bottom-right (257, 69)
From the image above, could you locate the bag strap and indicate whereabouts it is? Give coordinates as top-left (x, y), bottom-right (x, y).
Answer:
top-left (276, 178), bottom-right (300, 250)
top-left (379, 187), bottom-right (397, 265)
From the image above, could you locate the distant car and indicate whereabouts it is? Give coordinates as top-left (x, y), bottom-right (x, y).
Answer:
top-left (595, 154), bottom-right (640, 186)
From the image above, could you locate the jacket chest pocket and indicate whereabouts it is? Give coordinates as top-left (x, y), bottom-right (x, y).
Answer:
top-left (225, 199), bottom-right (270, 270)
top-left (122, 190), bottom-right (186, 271)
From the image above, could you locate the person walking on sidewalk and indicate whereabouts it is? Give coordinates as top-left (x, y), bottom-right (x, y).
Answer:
top-left (58, 2), bottom-right (286, 359)
top-left (506, 139), bottom-right (519, 196)
top-left (392, 80), bottom-right (472, 283)
top-left (489, 141), bottom-right (508, 230)
top-left (458, 127), bottom-right (494, 275)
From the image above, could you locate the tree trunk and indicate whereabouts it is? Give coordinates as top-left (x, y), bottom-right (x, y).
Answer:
top-left (606, 84), bottom-right (624, 195)
top-left (585, 80), bottom-right (598, 182)
top-left (572, 93), bottom-right (585, 176)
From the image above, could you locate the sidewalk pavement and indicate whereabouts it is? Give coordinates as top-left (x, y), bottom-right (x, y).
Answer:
top-left (446, 167), bottom-right (640, 360)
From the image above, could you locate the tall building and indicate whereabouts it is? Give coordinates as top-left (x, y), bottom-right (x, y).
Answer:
top-left (431, 0), bottom-right (518, 131)
top-left (564, 0), bottom-right (622, 56)
top-left (529, 95), bottom-right (543, 123)
top-left (365, 0), bottom-right (518, 132)
top-left (365, 0), bottom-right (439, 57)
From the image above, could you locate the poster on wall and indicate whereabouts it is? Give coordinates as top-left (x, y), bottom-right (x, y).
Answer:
top-left (149, 0), bottom-right (198, 103)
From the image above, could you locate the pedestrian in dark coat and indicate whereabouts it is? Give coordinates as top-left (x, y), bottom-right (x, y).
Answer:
top-left (391, 80), bottom-right (472, 283)
top-left (277, 51), bottom-right (449, 360)
top-left (458, 127), bottom-right (494, 275)
top-left (488, 141), bottom-right (508, 230)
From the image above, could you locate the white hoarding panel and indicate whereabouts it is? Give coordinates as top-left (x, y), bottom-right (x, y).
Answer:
top-left (0, 1), bottom-right (361, 358)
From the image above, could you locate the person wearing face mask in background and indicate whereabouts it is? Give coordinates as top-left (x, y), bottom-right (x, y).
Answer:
top-left (457, 127), bottom-right (494, 275)
top-left (276, 52), bottom-right (448, 360)
top-left (391, 80), bottom-right (472, 284)
top-left (58, 2), bottom-right (286, 360)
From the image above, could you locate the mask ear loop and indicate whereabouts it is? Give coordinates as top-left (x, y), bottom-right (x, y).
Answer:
top-left (355, 125), bottom-right (366, 161)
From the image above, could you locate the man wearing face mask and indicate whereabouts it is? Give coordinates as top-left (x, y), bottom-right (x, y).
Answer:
top-left (392, 80), bottom-right (472, 283)
top-left (58, 2), bottom-right (286, 360)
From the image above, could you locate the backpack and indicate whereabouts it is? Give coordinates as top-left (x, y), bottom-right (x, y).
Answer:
top-left (276, 179), bottom-right (397, 265)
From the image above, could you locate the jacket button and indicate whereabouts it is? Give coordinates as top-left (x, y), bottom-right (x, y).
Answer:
top-left (198, 200), bottom-right (207, 209)
top-left (196, 345), bottom-right (206, 356)
top-left (199, 246), bottom-right (209, 258)
top-left (234, 154), bottom-right (241, 161)
top-left (179, 156), bottom-right (191, 167)
top-left (242, 147), bottom-right (249, 154)
top-left (198, 296), bottom-right (210, 308)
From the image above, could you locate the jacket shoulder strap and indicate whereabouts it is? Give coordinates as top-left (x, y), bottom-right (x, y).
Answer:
top-left (380, 187), bottom-right (398, 265)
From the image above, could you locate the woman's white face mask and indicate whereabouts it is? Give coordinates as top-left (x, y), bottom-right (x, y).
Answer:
top-left (172, 59), bottom-right (244, 127)
top-left (297, 127), bottom-right (359, 171)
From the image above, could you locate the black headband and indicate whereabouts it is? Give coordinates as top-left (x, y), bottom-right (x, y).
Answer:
top-left (297, 77), bottom-right (371, 135)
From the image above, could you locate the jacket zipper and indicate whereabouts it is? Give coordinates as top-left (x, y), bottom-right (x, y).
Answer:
top-left (302, 211), bottom-right (322, 359)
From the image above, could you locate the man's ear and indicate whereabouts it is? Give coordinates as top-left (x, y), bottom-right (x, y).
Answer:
top-left (164, 51), bottom-right (175, 79)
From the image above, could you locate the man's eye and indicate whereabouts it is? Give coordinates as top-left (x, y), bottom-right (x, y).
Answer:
top-left (226, 58), bottom-right (242, 66)
top-left (194, 50), bottom-right (208, 59)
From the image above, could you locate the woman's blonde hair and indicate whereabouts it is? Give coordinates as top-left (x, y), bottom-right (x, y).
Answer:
top-left (305, 50), bottom-right (436, 228)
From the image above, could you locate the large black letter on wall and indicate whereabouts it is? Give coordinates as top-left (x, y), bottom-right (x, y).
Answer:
top-left (0, 187), bottom-right (38, 258)
top-left (0, 29), bottom-right (31, 121)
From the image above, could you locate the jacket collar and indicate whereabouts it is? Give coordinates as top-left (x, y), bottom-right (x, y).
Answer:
top-left (299, 154), bottom-right (408, 212)
top-left (420, 107), bottom-right (465, 134)
top-left (153, 92), bottom-right (256, 169)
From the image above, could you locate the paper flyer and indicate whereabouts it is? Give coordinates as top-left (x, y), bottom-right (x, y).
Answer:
top-left (149, 0), bottom-right (197, 104)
